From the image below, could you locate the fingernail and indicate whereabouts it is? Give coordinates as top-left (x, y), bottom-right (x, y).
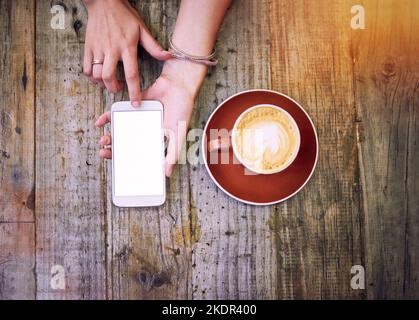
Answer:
top-left (99, 136), bottom-right (105, 144)
top-left (132, 101), bottom-right (140, 108)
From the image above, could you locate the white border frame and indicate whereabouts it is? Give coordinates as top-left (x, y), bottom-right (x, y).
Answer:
top-left (201, 89), bottom-right (319, 206)
top-left (111, 100), bottom-right (166, 207)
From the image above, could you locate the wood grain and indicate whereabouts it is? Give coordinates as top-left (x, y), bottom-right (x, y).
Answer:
top-left (0, 0), bottom-right (35, 222)
top-left (269, 0), bottom-right (365, 299)
top-left (353, 0), bottom-right (419, 299)
top-left (0, 0), bottom-right (36, 299)
top-left (0, 223), bottom-right (35, 299)
top-left (35, 1), bottom-right (107, 299)
top-left (191, 0), bottom-right (276, 299)
top-left (0, 0), bottom-right (417, 300)
top-left (106, 0), bottom-right (276, 300)
top-left (105, 0), bottom-right (195, 300)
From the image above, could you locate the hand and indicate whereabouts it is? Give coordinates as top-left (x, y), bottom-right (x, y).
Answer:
top-left (82, 0), bottom-right (171, 106)
top-left (96, 59), bottom-right (207, 177)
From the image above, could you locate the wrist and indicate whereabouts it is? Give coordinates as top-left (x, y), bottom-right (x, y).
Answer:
top-left (161, 58), bottom-right (207, 99)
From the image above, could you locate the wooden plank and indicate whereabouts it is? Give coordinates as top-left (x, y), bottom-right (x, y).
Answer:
top-left (18, 0), bottom-right (416, 300)
top-left (107, 0), bottom-right (276, 300)
top-left (106, 0), bottom-right (195, 299)
top-left (269, 0), bottom-right (365, 299)
top-left (353, 0), bottom-right (419, 299)
top-left (191, 0), bottom-right (277, 299)
top-left (0, 0), bottom-right (36, 300)
top-left (0, 0), bottom-right (35, 222)
top-left (35, 1), bottom-right (107, 299)
top-left (0, 223), bottom-right (35, 299)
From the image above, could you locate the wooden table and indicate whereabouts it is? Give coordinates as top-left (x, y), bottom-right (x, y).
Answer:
top-left (0, 0), bottom-right (418, 299)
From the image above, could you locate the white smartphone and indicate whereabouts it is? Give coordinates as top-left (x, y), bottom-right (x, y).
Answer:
top-left (111, 101), bottom-right (165, 207)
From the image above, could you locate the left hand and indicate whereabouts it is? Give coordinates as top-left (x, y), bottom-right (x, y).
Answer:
top-left (96, 59), bottom-right (207, 177)
top-left (83, 0), bottom-right (171, 106)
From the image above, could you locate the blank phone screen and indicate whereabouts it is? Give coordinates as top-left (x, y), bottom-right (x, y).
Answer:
top-left (113, 110), bottom-right (164, 197)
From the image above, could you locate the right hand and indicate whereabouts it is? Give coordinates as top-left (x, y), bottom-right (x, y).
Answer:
top-left (82, 0), bottom-right (172, 106)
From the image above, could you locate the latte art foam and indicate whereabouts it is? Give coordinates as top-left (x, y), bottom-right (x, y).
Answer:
top-left (234, 106), bottom-right (299, 173)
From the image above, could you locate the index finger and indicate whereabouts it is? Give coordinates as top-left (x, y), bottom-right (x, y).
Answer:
top-left (122, 48), bottom-right (141, 107)
top-left (95, 111), bottom-right (111, 128)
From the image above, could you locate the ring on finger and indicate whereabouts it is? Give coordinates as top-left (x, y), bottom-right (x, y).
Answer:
top-left (92, 58), bottom-right (104, 65)
top-left (91, 57), bottom-right (104, 85)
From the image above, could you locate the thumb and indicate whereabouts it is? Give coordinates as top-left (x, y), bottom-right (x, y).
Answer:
top-left (141, 83), bottom-right (158, 100)
top-left (139, 27), bottom-right (172, 61)
top-left (164, 122), bottom-right (187, 178)
top-left (164, 128), bottom-right (177, 177)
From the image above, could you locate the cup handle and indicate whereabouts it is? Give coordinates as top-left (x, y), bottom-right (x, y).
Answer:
top-left (208, 136), bottom-right (231, 152)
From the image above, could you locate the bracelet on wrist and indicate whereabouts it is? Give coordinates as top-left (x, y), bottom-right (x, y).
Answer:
top-left (168, 35), bottom-right (218, 67)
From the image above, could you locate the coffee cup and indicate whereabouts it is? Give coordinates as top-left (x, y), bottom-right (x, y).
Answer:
top-left (208, 104), bottom-right (301, 174)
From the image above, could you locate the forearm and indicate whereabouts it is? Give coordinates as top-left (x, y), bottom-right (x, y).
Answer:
top-left (163, 0), bottom-right (232, 96)
top-left (173, 0), bottom-right (232, 56)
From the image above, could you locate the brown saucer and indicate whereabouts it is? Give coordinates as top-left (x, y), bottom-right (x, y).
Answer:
top-left (202, 90), bottom-right (318, 205)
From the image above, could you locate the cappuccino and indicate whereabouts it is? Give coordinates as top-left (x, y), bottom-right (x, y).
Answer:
top-left (232, 105), bottom-right (300, 174)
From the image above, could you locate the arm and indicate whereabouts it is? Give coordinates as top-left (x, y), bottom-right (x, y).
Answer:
top-left (97, 0), bottom-right (232, 177)
top-left (166, 0), bottom-right (233, 95)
